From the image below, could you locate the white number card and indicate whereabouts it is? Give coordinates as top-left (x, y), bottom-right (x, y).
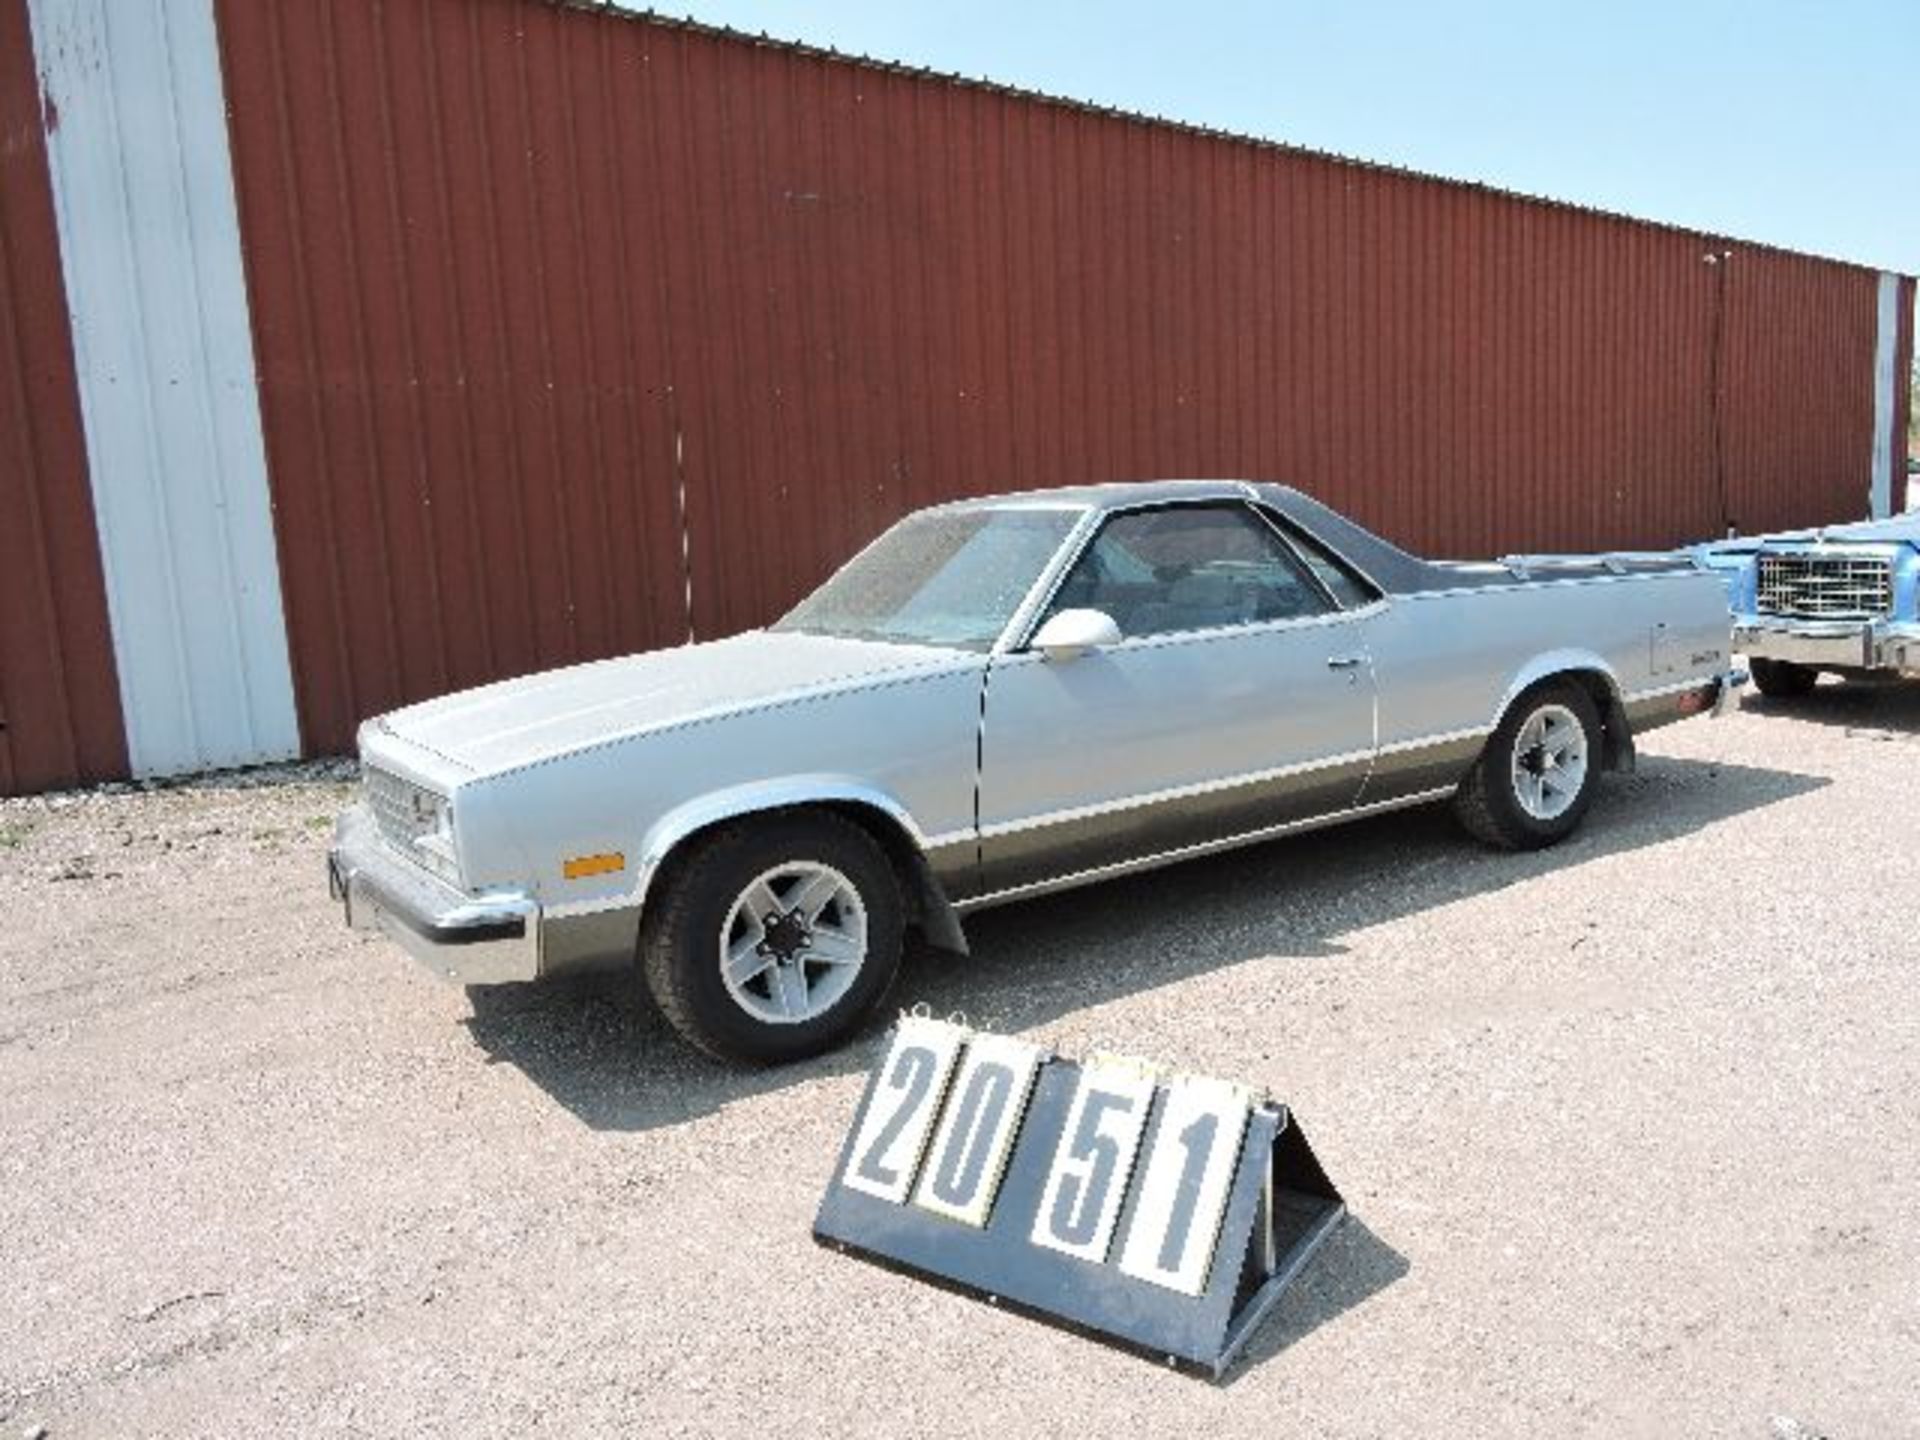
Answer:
top-left (817, 1024), bottom-right (1350, 1375)
top-left (911, 1033), bottom-right (1045, 1227)
top-left (1117, 1074), bottom-right (1253, 1295)
top-left (1029, 1055), bottom-right (1158, 1263)
top-left (840, 1016), bottom-right (969, 1203)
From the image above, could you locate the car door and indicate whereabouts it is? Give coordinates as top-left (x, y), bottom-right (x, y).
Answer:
top-left (975, 501), bottom-right (1379, 898)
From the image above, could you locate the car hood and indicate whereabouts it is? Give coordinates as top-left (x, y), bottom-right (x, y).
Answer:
top-left (1701, 512), bottom-right (1920, 555)
top-left (374, 630), bottom-right (980, 776)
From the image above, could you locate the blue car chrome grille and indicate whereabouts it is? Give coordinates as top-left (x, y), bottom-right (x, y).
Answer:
top-left (1756, 553), bottom-right (1892, 620)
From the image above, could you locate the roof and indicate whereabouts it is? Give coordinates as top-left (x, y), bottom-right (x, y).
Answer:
top-left (941, 479), bottom-right (1259, 511)
top-left (563, 3), bottom-right (1910, 279)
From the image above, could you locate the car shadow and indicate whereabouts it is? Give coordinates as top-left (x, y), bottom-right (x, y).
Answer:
top-left (1739, 677), bottom-right (1920, 735)
top-left (462, 752), bottom-right (1827, 1134)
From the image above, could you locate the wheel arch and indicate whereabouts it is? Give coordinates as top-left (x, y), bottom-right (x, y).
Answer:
top-left (1491, 652), bottom-right (1635, 772)
top-left (634, 780), bottom-right (969, 955)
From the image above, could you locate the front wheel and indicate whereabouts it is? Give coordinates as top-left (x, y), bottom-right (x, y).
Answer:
top-left (1453, 681), bottom-right (1602, 850)
top-left (1749, 658), bottom-right (1818, 699)
top-left (641, 814), bottom-right (905, 1064)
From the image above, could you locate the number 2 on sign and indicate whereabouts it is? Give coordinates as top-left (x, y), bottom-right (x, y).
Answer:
top-left (839, 1018), bottom-right (967, 1203)
top-left (1029, 1058), bottom-right (1157, 1263)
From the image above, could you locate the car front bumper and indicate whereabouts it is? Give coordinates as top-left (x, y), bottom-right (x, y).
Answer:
top-left (327, 806), bottom-right (541, 984)
top-left (1733, 618), bottom-right (1920, 674)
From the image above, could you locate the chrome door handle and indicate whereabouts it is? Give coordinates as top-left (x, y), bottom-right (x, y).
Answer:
top-left (1325, 654), bottom-right (1365, 669)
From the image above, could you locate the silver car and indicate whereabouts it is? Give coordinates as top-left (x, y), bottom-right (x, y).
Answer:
top-left (328, 481), bottom-right (1737, 1062)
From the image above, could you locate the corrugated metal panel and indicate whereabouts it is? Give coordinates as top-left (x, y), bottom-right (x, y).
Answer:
top-left (214, 0), bottom-right (695, 757)
top-left (213, 0), bottom-right (1914, 755)
top-left (28, 0), bottom-right (301, 777)
top-left (0, 0), bottom-right (126, 796)
top-left (1720, 249), bottom-right (1884, 531)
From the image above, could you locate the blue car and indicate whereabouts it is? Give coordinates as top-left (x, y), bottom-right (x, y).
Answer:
top-left (1696, 514), bottom-right (1920, 697)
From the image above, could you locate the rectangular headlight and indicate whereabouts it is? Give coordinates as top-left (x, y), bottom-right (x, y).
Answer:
top-left (412, 801), bottom-right (457, 876)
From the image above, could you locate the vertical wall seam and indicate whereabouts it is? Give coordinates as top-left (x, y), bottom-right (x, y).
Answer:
top-left (367, 3), bottom-right (454, 693)
top-left (415, 0), bottom-right (498, 678)
top-left (631, 24), bottom-right (697, 643)
top-left (552, 19), bottom-right (622, 654)
top-left (507, 20), bottom-right (580, 657)
top-left (462, 0), bottom-right (542, 662)
top-left (592, 15), bottom-right (658, 647)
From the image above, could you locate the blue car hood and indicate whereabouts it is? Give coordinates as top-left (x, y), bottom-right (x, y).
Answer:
top-left (1700, 512), bottom-right (1920, 555)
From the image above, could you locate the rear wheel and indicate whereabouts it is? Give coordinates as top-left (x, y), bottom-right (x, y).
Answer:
top-left (641, 813), bottom-right (905, 1064)
top-left (1454, 680), bottom-right (1602, 850)
top-left (1749, 658), bottom-right (1818, 699)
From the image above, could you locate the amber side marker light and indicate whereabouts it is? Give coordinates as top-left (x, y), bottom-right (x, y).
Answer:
top-left (562, 852), bottom-right (626, 880)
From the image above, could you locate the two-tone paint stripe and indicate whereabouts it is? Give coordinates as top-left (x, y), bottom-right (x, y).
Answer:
top-left (952, 673), bottom-right (1723, 908)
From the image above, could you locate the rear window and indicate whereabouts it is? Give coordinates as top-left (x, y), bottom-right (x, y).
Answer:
top-left (1262, 513), bottom-right (1381, 608)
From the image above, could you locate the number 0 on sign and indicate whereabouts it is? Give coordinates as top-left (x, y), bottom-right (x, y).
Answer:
top-left (1117, 1075), bottom-right (1253, 1295)
top-left (839, 1017), bottom-right (968, 1204)
top-left (912, 1033), bottom-right (1044, 1226)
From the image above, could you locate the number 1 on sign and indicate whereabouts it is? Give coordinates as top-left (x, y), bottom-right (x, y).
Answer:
top-left (1117, 1075), bottom-right (1252, 1295)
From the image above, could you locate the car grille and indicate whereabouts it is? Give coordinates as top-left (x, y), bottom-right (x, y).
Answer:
top-left (1755, 552), bottom-right (1892, 620)
top-left (364, 768), bottom-right (443, 856)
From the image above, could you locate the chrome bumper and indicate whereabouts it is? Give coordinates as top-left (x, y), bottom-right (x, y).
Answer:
top-left (328, 806), bottom-right (541, 984)
top-left (1734, 618), bottom-right (1920, 674)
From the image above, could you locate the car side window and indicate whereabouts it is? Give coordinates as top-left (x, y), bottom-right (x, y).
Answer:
top-left (1045, 505), bottom-right (1331, 639)
top-left (1263, 516), bottom-right (1381, 609)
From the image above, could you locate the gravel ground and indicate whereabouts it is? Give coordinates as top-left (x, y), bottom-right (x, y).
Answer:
top-left (2, 686), bottom-right (1917, 1438)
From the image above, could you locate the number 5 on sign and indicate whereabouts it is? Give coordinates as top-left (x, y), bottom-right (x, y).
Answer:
top-left (1029, 1056), bottom-right (1157, 1263)
top-left (839, 1016), bottom-right (968, 1203)
top-left (1117, 1075), bottom-right (1252, 1295)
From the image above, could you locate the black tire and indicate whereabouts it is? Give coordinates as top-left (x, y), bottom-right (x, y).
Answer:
top-left (641, 813), bottom-right (905, 1064)
top-left (1453, 679), bottom-right (1603, 851)
top-left (1749, 657), bottom-right (1818, 699)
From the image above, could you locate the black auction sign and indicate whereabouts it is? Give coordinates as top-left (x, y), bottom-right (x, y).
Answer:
top-left (813, 1016), bottom-right (1346, 1377)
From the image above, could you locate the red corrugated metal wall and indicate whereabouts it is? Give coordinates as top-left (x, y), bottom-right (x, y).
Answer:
top-left (210, 0), bottom-right (1909, 755)
top-left (1719, 248), bottom-right (1881, 533)
top-left (0, 0), bottom-right (128, 795)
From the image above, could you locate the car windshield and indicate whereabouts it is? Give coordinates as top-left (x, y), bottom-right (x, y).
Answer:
top-left (773, 506), bottom-right (1082, 650)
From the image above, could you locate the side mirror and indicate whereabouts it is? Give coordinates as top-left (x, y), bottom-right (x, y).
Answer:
top-left (1030, 608), bottom-right (1122, 662)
